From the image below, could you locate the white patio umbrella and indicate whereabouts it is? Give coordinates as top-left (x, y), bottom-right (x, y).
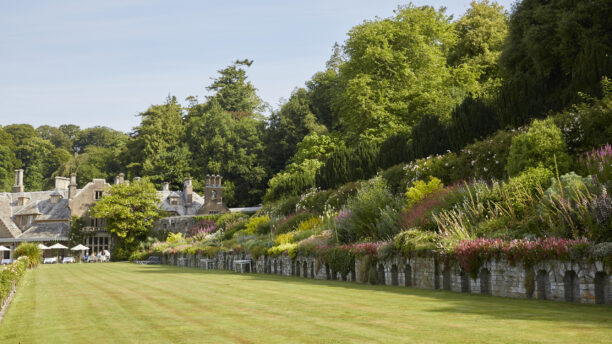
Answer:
top-left (38, 243), bottom-right (50, 250)
top-left (0, 246), bottom-right (9, 262)
top-left (71, 244), bottom-right (89, 263)
top-left (49, 243), bottom-right (68, 262)
top-left (49, 243), bottom-right (68, 249)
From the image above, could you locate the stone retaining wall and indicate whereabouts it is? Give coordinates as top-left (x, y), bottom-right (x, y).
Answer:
top-left (161, 252), bottom-right (611, 305)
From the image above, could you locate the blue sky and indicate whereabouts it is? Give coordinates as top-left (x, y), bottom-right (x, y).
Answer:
top-left (0, 0), bottom-right (515, 133)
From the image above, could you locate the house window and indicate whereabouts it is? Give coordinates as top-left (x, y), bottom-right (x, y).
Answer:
top-left (94, 191), bottom-right (103, 200)
top-left (170, 198), bottom-right (179, 206)
top-left (211, 190), bottom-right (217, 200)
top-left (90, 218), bottom-right (105, 228)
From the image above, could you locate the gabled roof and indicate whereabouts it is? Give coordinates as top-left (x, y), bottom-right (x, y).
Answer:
top-left (0, 216), bottom-right (22, 239)
top-left (17, 222), bottom-right (70, 241)
top-left (156, 190), bottom-right (204, 216)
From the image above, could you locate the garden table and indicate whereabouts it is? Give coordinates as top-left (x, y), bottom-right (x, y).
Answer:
top-left (233, 259), bottom-right (252, 273)
top-left (43, 257), bottom-right (57, 264)
top-left (177, 257), bottom-right (188, 267)
top-left (62, 257), bottom-right (75, 263)
top-left (200, 258), bottom-right (217, 270)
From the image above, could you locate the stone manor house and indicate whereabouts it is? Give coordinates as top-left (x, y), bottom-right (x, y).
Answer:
top-left (0, 170), bottom-right (233, 260)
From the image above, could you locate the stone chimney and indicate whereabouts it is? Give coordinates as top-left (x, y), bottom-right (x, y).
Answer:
top-left (54, 176), bottom-right (70, 191)
top-left (183, 178), bottom-right (193, 205)
top-left (114, 173), bottom-right (125, 185)
top-left (161, 182), bottom-right (170, 192)
top-left (12, 169), bottom-right (24, 193)
top-left (69, 173), bottom-right (77, 199)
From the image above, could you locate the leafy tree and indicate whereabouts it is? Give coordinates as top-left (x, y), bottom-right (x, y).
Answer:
top-left (37, 125), bottom-right (72, 151)
top-left (448, 0), bottom-right (508, 96)
top-left (14, 137), bottom-right (70, 190)
top-left (0, 145), bottom-right (17, 191)
top-left (264, 88), bottom-right (326, 174)
top-left (90, 179), bottom-right (160, 255)
top-left (73, 126), bottom-right (127, 153)
top-left (58, 124), bottom-right (81, 142)
top-left (500, 0), bottom-right (612, 116)
top-left (54, 146), bottom-right (121, 187)
top-left (3, 124), bottom-right (39, 147)
top-left (335, 4), bottom-right (458, 141)
top-left (306, 69), bottom-right (342, 131)
top-left (125, 96), bottom-right (189, 186)
top-left (186, 104), bottom-right (267, 206)
top-left (204, 59), bottom-right (264, 117)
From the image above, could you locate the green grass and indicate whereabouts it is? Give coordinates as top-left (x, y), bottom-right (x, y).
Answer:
top-left (1, 263), bottom-right (611, 343)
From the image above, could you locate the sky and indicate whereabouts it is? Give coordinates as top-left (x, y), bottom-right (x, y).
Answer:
top-left (0, 0), bottom-right (515, 133)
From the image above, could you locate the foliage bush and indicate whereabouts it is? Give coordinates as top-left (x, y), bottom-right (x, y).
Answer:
top-left (0, 257), bottom-right (28, 306)
top-left (215, 212), bottom-right (249, 230)
top-left (245, 215), bottom-right (271, 235)
top-left (505, 118), bottom-right (571, 176)
top-left (14, 243), bottom-right (42, 268)
top-left (274, 212), bottom-right (314, 235)
top-left (381, 164), bottom-right (408, 194)
top-left (392, 229), bottom-right (439, 256)
top-left (405, 177), bottom-right (444, 208)
top-left (454, 129), bottom-right (516, 181)
top-left (187, 219), bottom-right (217, 237)
top-left (335, 177), bottom-right (402, 243)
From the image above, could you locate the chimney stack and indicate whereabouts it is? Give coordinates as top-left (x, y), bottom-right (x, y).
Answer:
top-left (69, 173), bottom-right (77, 199)
top-left (183, 178), bottom-right (193, 205)
top-left (54, 176), bottom-right (70, 191)
top-left (162, 182), bottom-right (170, 192)
top-left (114, 173), bottom-right (125, 185)
top-left (12, 169), bottom-right (24, 193)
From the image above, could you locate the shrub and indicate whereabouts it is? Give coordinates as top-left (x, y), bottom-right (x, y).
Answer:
top-left (455, 129), bottom-right (516, 181)
top-left (296, 216), bottom-right (322, 232)
top-left (14, 242), bottom-right (42, 268)
top-left (506, 118), bottom-right (571, 176)
top-left (264, 167), bottom-right (317, 202)
top-left (403, 153), bottom-right (458, 186)
top-left (494, 167), bottom-right (554, 218)
top-left (381, 164), bottom-right (408, 194)
top-left (186, 219), bottom-right (217, 237)
top-left (274, 212), bottom-right (314, 235)
top-left (0, 257), bottom-right (28, 305)
top-left (222, 221), bottom-right (247, 240)
top-left (579, 143), bottom-right (612, 185)
top-left (166, 232), bottom-right (185, 244)
top-left (405, 177), bottom-right (444, 208)
top-left (296, 188), bottom-right (332, 214)
top-left (245, 215), bottom-right (271, 235)
top-left (538, 173), bottom-right (611, 240)
top-left (129, 250), bottom-right (149, 262)
top-left (336, 177), bottom-right (402, 243)
top-left (321, 246), bottom-right (355, 278)
top-left (554, 92), bottom-right (612, 154)
top-left (325, 181), bottom-right (362, 211)
top-left (392, 229), bottom-right (439, 256)
top-left (216, 213), bottom-right (249, 230)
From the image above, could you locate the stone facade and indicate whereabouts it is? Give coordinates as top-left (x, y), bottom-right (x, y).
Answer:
top-left (161, 252), bottom-right (612, 305)
top-left (0, 170), bottom-right (113, 258)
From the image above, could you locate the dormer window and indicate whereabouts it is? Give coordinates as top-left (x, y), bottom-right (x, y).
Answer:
top-left (50, 190), bottom-right (62, 204)
top-left (94, 191), bottom-right (103, 200)
top-left (168, 192), bottom-right (180, 206)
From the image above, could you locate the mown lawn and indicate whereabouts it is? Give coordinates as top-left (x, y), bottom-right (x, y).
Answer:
top-left (1, 263), bottom-right (610, 343)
